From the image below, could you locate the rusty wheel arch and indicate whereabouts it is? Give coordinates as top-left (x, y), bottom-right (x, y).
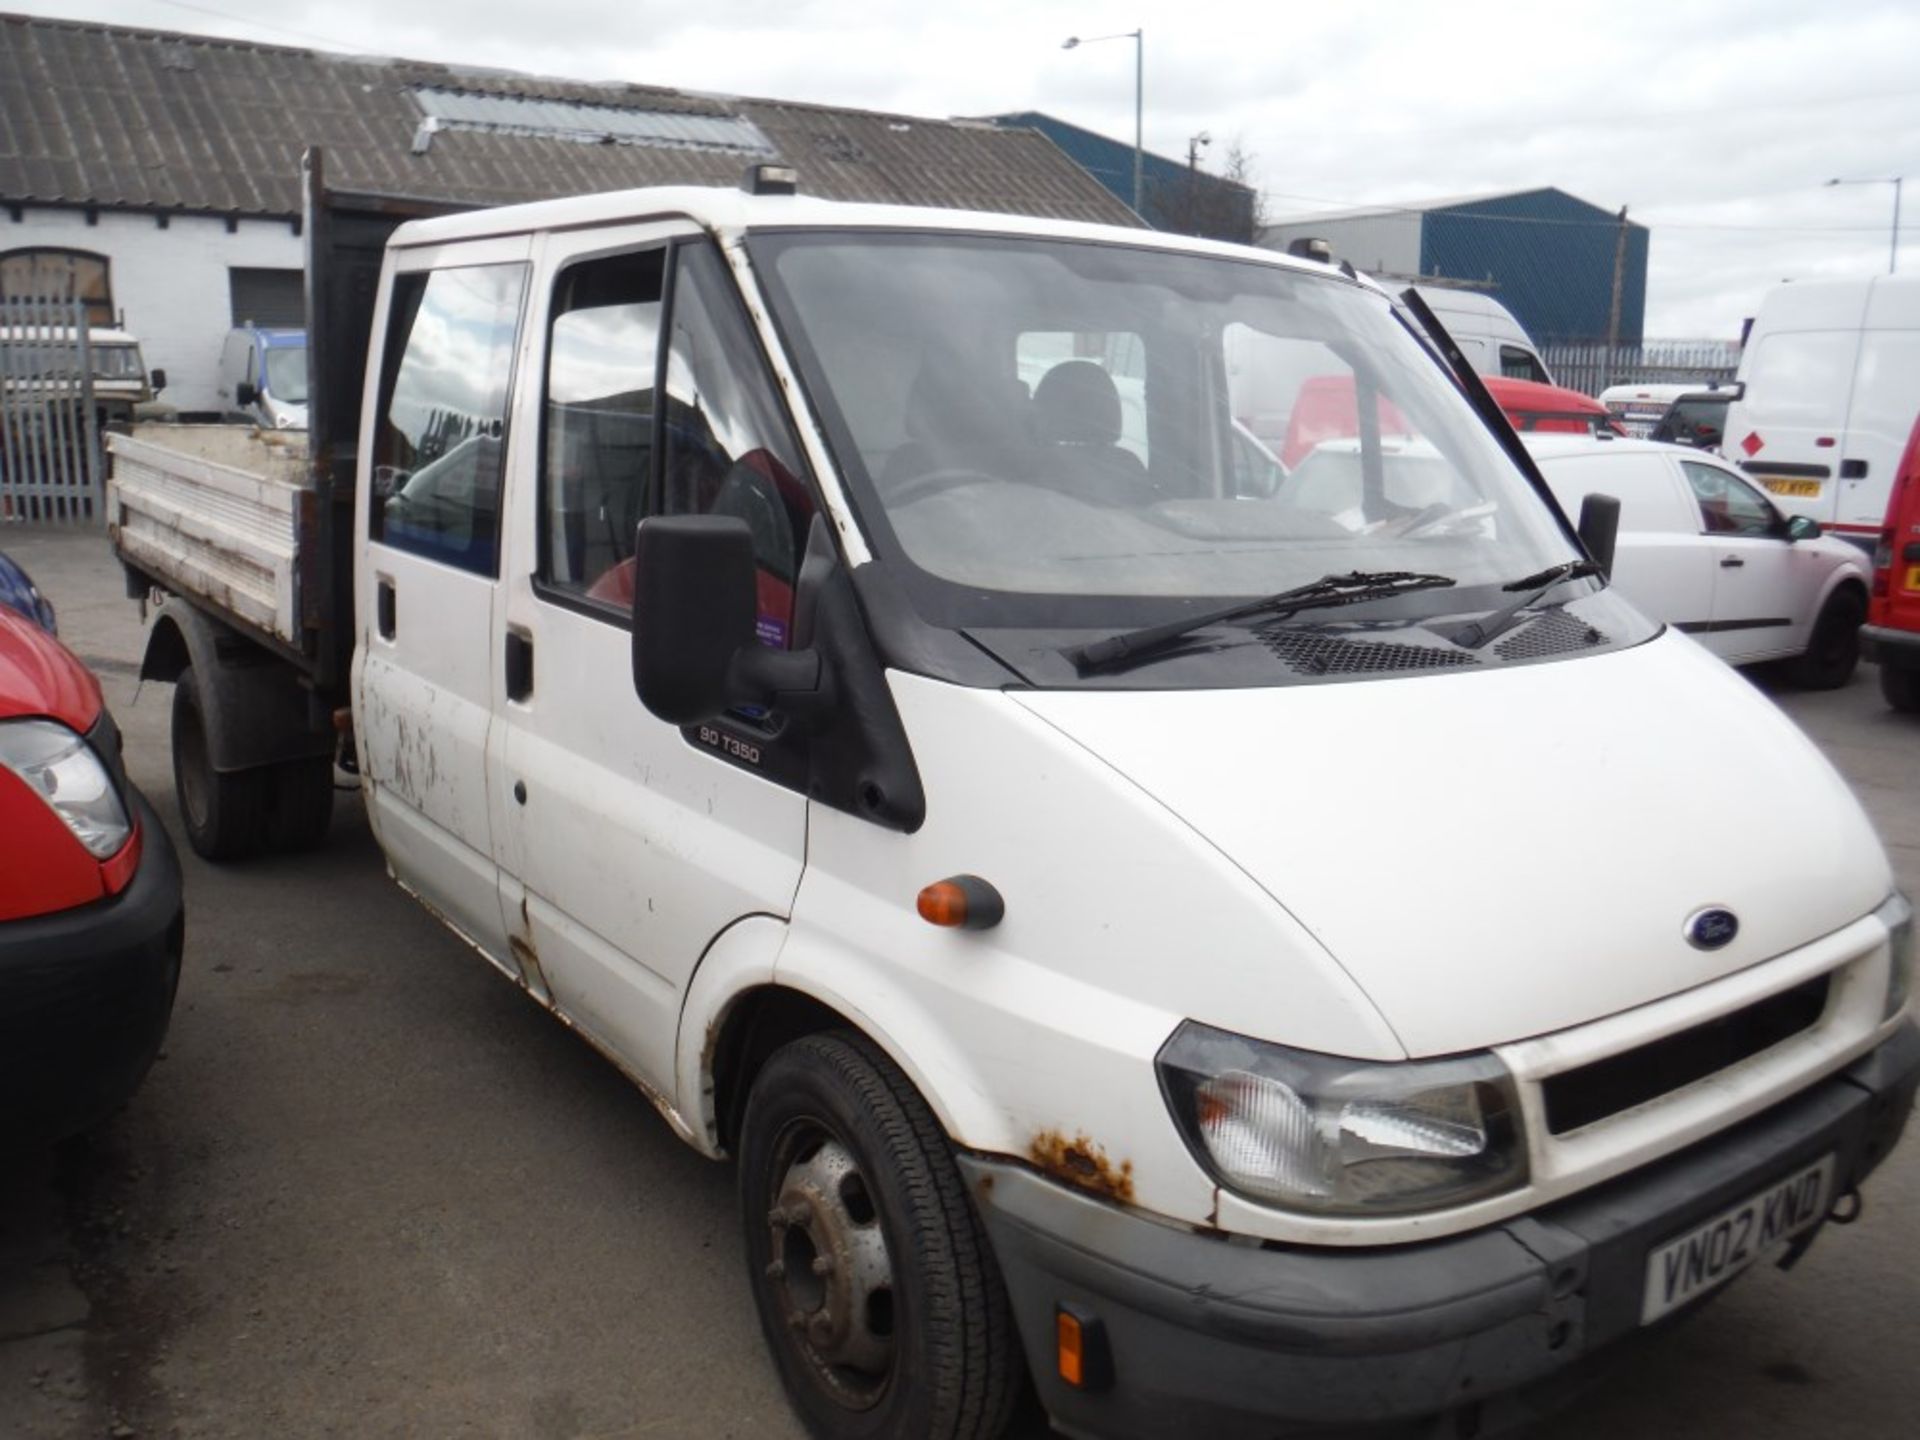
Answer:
top-left (709, 986), bottom-right (856, 1154)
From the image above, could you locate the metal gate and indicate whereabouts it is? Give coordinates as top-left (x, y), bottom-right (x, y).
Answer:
top-left (0, 297), bottom-right (103, 524)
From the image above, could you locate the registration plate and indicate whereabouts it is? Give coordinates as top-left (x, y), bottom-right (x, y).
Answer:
top-left (1760, 478), bottom-right (1822, 498)
top-left (1641, 1155), bottom-right (1833, 1324)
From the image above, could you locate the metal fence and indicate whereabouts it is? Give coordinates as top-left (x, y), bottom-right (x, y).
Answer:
top-left (1539, 340), bottom-right (1742, 399)
top-left (0, 297), bottom-right (103, 524)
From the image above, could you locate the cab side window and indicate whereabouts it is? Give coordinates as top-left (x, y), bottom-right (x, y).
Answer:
top-left (1683, 460), bottom-right (1778, 537)
top-left (369, 263), bottom-right (528, 576)
top-left (540, 248), bottom-right (666, 605)
top-left (661, 242), bottom-right (815, 649)
top-left (1499, 346), bottom-right (1548, 384)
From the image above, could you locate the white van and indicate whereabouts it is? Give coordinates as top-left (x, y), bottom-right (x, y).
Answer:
top-left (1599, 380), bottom-right (1722, 440)
top-left (1408, 283), bottom-right (1554, 384)
top-left (117, 174), bottom-right (1917, 1440)
top-left (1526, 435), bottom-right (1871, 684)
top-left (1723, 274), bottom-right (1920, 544)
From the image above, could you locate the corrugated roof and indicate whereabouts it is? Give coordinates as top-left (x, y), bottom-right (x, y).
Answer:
top-left (0, 12), bottom-right (1140, 226)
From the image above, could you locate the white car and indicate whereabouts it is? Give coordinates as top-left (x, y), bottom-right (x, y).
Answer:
top-left (1527, 435), bottom-right (1871, 687)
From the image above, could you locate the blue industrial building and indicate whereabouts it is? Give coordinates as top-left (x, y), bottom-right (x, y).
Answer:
top-left (985, 112), bottom-right (1257, 242)
top-left (1261, 188), bottom-right (1649, 344)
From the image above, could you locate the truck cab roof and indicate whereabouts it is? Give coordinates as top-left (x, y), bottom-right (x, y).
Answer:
top-left (389, 184), bottom-right (1355, 282)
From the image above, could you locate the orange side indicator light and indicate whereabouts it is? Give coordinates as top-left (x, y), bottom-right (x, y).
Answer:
top-left (915, 874), bottom-right (1005, 930)
top-left (1056, 1309), bottom-right (1085, 1388)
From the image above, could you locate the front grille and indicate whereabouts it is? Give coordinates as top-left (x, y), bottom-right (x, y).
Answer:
top-left (1495, 610), bottom-right (1609, 660)
top-left (1258, 628), bottom-right (1480, 675)
top-left (1541, 974), bottom-right (1832, 1135)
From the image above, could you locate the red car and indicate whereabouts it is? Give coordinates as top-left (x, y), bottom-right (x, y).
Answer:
top-left (1, 597), bottom-right (183, 1143)
top-left (1863, 415), bottom-right (1920, 712)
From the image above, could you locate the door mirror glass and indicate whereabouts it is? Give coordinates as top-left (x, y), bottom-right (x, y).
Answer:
top-left (1785, 514), bottom-right (1821, 542)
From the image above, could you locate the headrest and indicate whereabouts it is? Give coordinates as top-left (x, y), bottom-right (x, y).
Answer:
top-left (1033, 361), bottom-right (1122, 446)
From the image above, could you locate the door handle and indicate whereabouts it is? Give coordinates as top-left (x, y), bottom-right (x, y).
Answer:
top-left (377, 579), bottom-right (397, 638)
top-left (1719, 556), bottom-right (1745, 569)
top-left (1840, 459), bottom-right (1868, 480)
top-left (505, 628), bottom-right (534, 701)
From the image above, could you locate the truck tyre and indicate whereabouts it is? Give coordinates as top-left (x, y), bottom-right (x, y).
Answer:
top-left (1883, 664), bottom-right (1920, 713)
top-left (1790, 589), bottom-right (1865, 690)
top-left (267, 755), bottom-right (335, 853)
top-left (170, 665), bottom-right (271, 861)
top-left (739, 1032), bottom-right (1021, 1440)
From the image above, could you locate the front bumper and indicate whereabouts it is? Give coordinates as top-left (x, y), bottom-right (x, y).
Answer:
top-left (1861, 623), bottom-right (1920, 671)
top-left (963, 1025), bottom-right (1920, 1440)
top-left (0, 788), bottom-right (184, 1144)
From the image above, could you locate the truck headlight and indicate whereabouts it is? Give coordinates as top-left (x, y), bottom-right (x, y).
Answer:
top-left (0, 718), bottom-right (133, 859)
top-left (1882, 892), bottom-right (1914, 1021)
top-left (1158, 1021), bottom-right (1527, 1216)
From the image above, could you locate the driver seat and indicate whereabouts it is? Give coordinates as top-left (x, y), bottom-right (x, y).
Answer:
top-left (1030, 361), bottom-right (1153, 504)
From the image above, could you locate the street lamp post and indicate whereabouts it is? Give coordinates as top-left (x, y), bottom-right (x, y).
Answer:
top-left (1825, 175), bottom-right (1904, 274)
top-left (1062, 28), bottom-right (1144, 216)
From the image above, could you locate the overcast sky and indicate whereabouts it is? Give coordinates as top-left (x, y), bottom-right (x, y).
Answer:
top-left (20, 0), bottom-right (1920, 339)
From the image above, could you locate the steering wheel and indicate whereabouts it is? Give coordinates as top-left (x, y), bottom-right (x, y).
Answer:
top-left (1381, 501), bottom-right (1497, 541)
top-left (886, 467), bottom-right (1003, 505)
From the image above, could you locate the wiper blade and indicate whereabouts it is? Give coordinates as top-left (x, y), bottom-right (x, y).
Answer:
top-left (1065, 571), bottom-right (1456, 674)
top-left (1434, 559), bottom-right (1604, 651)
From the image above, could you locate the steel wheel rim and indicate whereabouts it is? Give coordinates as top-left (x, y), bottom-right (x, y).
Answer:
top-left (760, 1118), bottom-right (897, 1411)
top-left (176, 697), bottom-right (211, 829)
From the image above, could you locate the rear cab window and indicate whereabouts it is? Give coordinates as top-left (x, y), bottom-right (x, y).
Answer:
top-left (369, 263), bottom-right (529, 576)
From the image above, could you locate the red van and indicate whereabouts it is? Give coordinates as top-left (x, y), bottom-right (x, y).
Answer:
top-left (1864, 415), bottom-right (1920, 712)
top-left (1, 592), bottom-right (184, 1142)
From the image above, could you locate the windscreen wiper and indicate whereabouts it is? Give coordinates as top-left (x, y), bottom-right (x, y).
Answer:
top-left (1432, 560), bottom-right (1604, 650)
top-left (1065, 571), bottom-right (1456, 675)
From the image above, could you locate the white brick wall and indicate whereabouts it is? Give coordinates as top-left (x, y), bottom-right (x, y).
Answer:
top-left (4, 207), bottom-right (302, 414)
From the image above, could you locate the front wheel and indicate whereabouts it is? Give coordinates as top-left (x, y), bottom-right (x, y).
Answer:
top-left (1790, 589), bottom-right (1866, 690)
top-left (739, 1033), bottom-right (1022, 1440)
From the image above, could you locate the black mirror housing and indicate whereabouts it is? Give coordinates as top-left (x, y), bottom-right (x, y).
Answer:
top-left (1785, 514), bottom-right (1822, 542)
top-left (631, 514), bottom-right (826, 725)
top-left (1577, 493), bottom-right (1621, 579)
top-left (150, 368), bottom-right (168, 394)
top-left (234, 379), bottom-right (257, 407)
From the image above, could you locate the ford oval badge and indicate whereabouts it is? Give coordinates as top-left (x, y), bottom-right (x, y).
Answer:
top-left (1685, 907), bottom-right (1739, 951)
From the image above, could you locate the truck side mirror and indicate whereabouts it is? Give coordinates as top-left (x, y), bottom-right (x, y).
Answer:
top-left (235, 380), bottom-right (258, 407)
top-left (150, 368), bottom-right (168, 394)
top-left (1577, 492), bottom-right (1621, 579)
top-left (630, 515), bottom-right (826, 725)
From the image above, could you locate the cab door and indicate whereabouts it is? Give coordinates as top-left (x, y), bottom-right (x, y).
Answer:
top-left (488, 229), bottom-right (815, 1098)
top-left (354, 240), bottom-right (531, 961)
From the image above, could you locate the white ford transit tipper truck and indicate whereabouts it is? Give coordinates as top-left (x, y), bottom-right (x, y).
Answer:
top-left (108, 152), bottom-right (1915, 1440)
